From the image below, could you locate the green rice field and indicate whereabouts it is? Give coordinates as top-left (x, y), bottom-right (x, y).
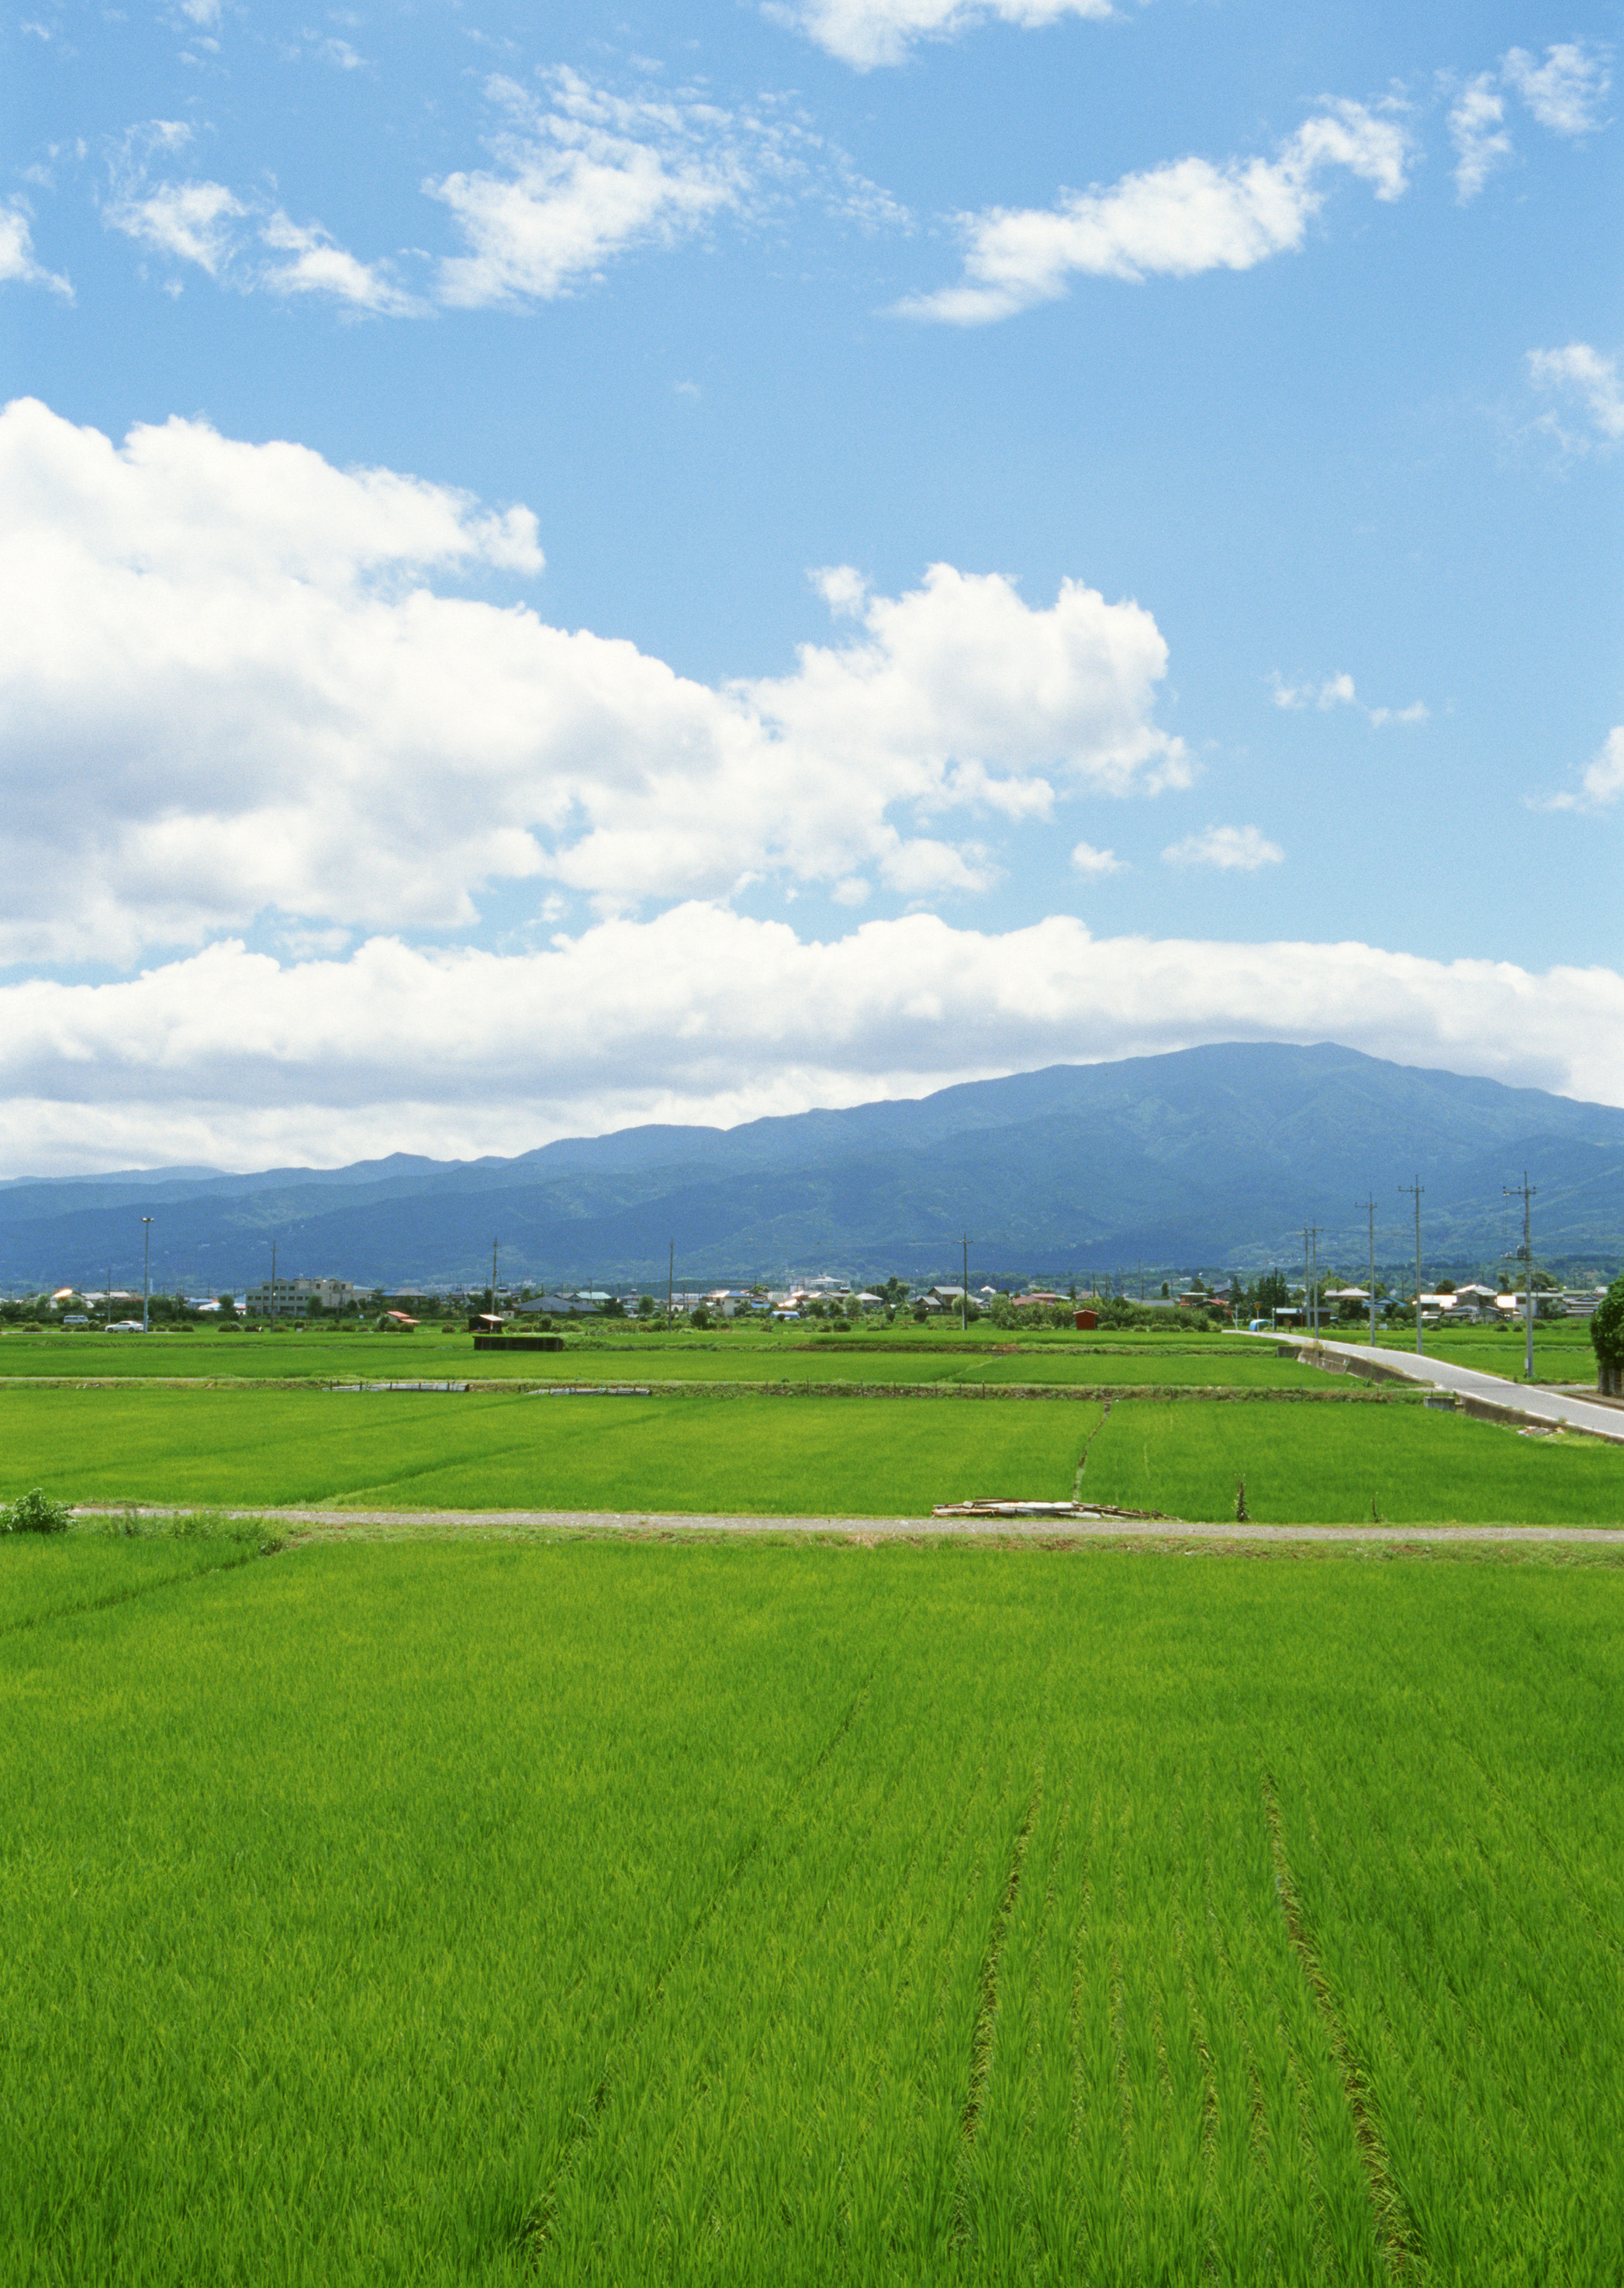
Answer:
top-left (0, 1324), bottom-right (1325, 1387)
top-left (2, 1375), bottom-right (1619, 1522)
top-left (1080, 1398), bottom-right (1624, 1524)
top-left (0, 1385), bottom-right (1090, 1515)
top-left (5, 1534), bottom-right (1622, 2284)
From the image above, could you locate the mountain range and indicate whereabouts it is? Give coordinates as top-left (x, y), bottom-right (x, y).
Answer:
top-left (2, 1043), bottom-right (1620, 1294)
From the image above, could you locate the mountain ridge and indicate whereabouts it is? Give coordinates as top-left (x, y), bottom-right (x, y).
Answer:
top-left (4, 1043), bottom-right (1620, 1291)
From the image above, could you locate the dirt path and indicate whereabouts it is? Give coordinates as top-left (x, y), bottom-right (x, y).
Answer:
top-left (73, 1504), bottom-right (1624, 1546)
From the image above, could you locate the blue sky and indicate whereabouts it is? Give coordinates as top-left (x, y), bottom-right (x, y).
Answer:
top-left (1, 0), bottom-right (1619, 1170)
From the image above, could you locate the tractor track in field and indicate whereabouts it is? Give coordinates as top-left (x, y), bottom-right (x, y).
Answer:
top-left (70, 1504), bottom-right (1624, 1545)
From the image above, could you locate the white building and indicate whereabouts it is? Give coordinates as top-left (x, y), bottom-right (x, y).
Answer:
top-left (243, 1275), bottom-right (356, 1318)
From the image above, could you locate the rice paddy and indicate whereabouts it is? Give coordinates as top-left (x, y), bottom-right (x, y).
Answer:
top-left (4, 1534), bottom-right (1622, 2284)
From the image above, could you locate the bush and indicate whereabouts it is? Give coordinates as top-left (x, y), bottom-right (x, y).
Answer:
top-left (3, 1487), bottom-right (71, 1534)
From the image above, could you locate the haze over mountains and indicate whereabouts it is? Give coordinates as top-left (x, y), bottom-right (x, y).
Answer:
top-left (2, 1044), bottom-right (1620, 1295)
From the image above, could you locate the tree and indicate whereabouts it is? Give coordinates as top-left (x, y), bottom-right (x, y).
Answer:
top-left (1591, 1275), bottom-right (1624, 1396)
top-left (1253, 1270), bottom-right (1292, 1317)
top-left (638, 1294), bottom-right (655, 1318)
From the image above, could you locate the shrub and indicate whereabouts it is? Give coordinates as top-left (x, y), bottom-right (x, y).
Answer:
top-left (3, 1487), bottom-right (71, 1534)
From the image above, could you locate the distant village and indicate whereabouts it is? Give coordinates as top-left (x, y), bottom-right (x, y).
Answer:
top-left (6, 1266), bottom-right (1611, 1333)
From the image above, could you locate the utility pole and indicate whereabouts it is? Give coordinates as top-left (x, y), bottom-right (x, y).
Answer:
top-left (269, 1236), bottom-right (278, 1326)
top-left (141, 1217), bottom-right (153, 1334)
top-left (491, 1236), bottom-right (499, 1319)
top-left (106, 1263), bottom-right (112, 1334)
top-left (1399, 1178), bottom-right (1424, 1357)
top-left (1505, 1173), bottom-right (1537, 1381)
top-left (1302, 1226), bottom-right (1322, 1336)
top-left (1356, 1196), bottom-right (1377, 1348)
top-left (668, 1240), bottom-right (675, 1322)
top-left (962, 1233), bottom-right (969, 1333)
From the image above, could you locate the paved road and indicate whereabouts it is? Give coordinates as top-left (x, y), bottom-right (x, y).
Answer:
top-left (1269, 1334), bottom-right (1624, 1443)
top-left (74, 1505), bottom-right (1624, 1544)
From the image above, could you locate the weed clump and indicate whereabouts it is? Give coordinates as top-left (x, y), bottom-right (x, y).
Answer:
top-left (2, 1487), bottom-right (72, 1534)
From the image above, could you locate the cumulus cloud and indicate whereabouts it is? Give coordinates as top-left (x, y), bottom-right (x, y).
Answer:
top-left (897, 100), bottom-right (1408, 324)
top-left (3, 911), bottom-right (1622, 1171)
top-left (765, 0), bottom-right (1114, 73)
top-left (0, 399), bottom-right (1187, 965)
top-left (0, 203), bottom-right (72, 298)
top-left (1069, 840), bottom-right (1122, 876)
top-left (1163, 825), bottom-right (1283, 873)
top-left (1527, 341), bottom-right (1624, 449)
top-left (1501, 40), bottom-right (1611, 136)
top-left (1449, 74), bottom-right (1513, 202)
top-left (429, 69), bottom-right (903, 309)
top-left (1270, 670), bottom-right (1427, 726)
top-left (1539, 726), bottom-right (1624, 813)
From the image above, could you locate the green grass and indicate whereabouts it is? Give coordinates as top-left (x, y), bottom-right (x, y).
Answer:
top-left (1082, 1398), bottom-right (1624, 1523)
top-left (3, 1536), bottom-right (1622, 2283)
top-left (0, 1387), bottom-right (1090, 1515)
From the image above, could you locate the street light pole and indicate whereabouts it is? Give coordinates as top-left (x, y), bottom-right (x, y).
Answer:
top-left (141, 1217), bottom-right (153, 1335)
top-left (1400, 1177), bottom-right (1424, 1357)
top-left (1505, 1173), bottom-right (1537, 1381)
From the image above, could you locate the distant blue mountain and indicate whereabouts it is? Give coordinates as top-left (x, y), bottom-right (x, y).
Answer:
top-left (4, 1043), bottom-right (1620, 1293)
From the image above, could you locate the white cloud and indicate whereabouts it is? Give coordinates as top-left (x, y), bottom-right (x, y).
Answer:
top-left (427, 69), bottom-right (903, 309)
top-left (1541, 726), bottom-right (1624, 813)
top-left (1270, 671), bottom-right (1426, 726)
top-left (1450, 74), bottom-right (1513, 202)
top-left (430, 71), bottom-right (745, 307)
top-left (1273, 670), bottom-right (1356, 710)
top-left (104, 122), bottom-right (417, 310)
top-left (0, 204), bottom-right (72, 298)
top-left (0, 399), bottom-right (1186, 964)
top-left (765, 0), bottom-right (1114, 73)
top-left (1163, 824), bottom-right (1283, 872)
top-left (1527, 341), bottom-right (1624, 448)
top-left (107, 177), bottom-right (247, 274)
top-left (3, 910), bottom-right (1622, 1172)
top-left (1069, 840), bottom-right (1122, 875)
top-left (897, 100), bottom-right (1409, 323)
top-left (259, 212), bottom-right (425, 314)
top-left (1501, 40), bottom-right (1611, 136)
